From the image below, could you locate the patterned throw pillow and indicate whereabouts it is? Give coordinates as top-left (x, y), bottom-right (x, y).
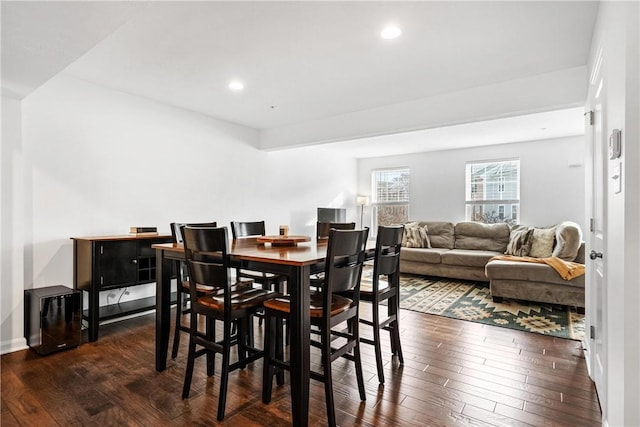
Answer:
top-left (505, 227), bottom-right (534, 256)
top-left (529, 227), bottom-right (556, 258)
top-left (402, 223), bottom-right (431, 248)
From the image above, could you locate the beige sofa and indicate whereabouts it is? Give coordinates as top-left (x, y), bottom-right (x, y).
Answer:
top-left (399, 221), bottom-right (585, 311)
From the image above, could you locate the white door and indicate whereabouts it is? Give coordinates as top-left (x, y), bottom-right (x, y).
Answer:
top-left (586, 48), bottom-right (607, 411)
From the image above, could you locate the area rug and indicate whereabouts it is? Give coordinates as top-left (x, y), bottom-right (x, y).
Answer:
top-left (369, 270), bottom-right (584, 341)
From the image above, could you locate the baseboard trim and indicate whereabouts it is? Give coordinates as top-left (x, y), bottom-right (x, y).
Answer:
top-left (0, 337), bottom-right (28, 355)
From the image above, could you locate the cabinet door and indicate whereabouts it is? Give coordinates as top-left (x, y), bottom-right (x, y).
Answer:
top-left (136, 239), bottom-right (163, 283)
top-left (99, 241), bottom-right (138, 289)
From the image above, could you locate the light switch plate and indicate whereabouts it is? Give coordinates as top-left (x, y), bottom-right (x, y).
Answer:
top-left (613, 162), bottom-right (622, 194)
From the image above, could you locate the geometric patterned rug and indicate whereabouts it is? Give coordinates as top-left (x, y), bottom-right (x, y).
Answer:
top-left (393, 273), bottom-right (585, 341)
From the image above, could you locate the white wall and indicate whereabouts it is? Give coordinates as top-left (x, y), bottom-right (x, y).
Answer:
top-left (1, 95), bottom-right (26, 354)
top-left (357, 136), bottom-right (586, 231)
top-left (0, 74), bottom-right (358, 353)
top-left (588, 2), bottom-right (640, 426)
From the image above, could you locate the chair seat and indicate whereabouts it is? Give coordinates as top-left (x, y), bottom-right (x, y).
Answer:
top-left (180, 280), bottom-right (216, 294)
top-left (239, 269), bottom-right (280, 280)
top-left (180, 278), bottom-right (254, 295)
top-left (263, 293), bottom-right (354, 318)
top-left (198, 287), bottom-right (276, 311)
top-left (310, 273), bottom-right (324, 285)
top-left (359, 277), bottom-right (390, 295)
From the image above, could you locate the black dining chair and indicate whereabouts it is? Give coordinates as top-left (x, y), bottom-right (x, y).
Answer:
top-left (170, 221), bottom-right (218, 359)
top-left (230, 221), bottom-right (287, 294)
top-left (262, 227), bottom-right (369, 427)
top-left (181, 225), bottom-right (277, 421)
top-left (344, 224), bottom-right (405, 384)
top-left (311, 221), bottom-right (356, 288)
top-left (316, 221), bottom-right (356, 241)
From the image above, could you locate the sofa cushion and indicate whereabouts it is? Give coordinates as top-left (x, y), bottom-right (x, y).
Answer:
top-left (529, 227), bottom-right (556, 258)
top-left (409, 221), bottom-right (455, 249)
top-left (441, 249), bottom-right (503, 268)
top-left (485, 259), bottom-right (585, 287)
top-left (552, 221), bottom-right (583, 261)
top-left (402, 222), bottom-right (431, 248)
top-left (505, 226), bottom-right (534, 256)
top-left (454, 222), bottom-right (510, 252)
top-left (400, 247), bottom-right (449, 264)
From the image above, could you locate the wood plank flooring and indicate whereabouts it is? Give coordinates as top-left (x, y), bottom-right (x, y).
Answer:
top-left (1, 306), bottom-right (601, 426)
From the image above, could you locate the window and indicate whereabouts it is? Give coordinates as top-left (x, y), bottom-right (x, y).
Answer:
top-left (371, 168), bottom-right (410, 228)
top-left (465, 159), bottom-right (519, 224)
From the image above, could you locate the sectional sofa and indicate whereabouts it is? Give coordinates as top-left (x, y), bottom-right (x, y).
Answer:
top-left (399, 221), bottom-right (585, 310)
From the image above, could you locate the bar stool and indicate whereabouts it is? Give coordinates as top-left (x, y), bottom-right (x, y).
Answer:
top-left (262, 228), bottom-right (369, 427)
top-left (181, 225), bottom-right (277, 421)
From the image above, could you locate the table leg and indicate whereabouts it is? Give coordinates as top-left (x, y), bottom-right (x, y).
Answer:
top-left (288, 265), bottom-right (311, 427)
top-left (156, 249), bottom-right (172, 371)
top-left (87, 287), bottom-right (99, 342)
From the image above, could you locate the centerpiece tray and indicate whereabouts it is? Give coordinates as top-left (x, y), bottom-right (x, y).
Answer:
top-left (256, 235), bottom-right (311, 246)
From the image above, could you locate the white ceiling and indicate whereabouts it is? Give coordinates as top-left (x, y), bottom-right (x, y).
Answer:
top-left (1, 1), bottom-right (598, 156)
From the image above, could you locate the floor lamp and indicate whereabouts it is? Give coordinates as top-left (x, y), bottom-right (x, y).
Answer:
top-left (357, 196), bottom-right (369, 228)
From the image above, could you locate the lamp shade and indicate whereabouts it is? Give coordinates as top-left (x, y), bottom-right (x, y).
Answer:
top-left (356, 196), bottom-right (369, 206)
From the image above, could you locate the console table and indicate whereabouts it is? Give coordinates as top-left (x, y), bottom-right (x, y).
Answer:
top-left (72, 234), bottom-right (173, 342)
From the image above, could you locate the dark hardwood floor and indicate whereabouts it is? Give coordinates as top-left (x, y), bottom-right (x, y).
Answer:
top-left (1, 305), bottom-right (601, 426)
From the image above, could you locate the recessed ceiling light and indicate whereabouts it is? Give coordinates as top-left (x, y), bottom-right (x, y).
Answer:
top-left (381, 26), bottom-right (401, 39)
top-left (228, 81), bottom-right (244, 91)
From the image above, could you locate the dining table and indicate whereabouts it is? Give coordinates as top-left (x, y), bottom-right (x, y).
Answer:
top-left (152, 237), bottom-right (345, 427)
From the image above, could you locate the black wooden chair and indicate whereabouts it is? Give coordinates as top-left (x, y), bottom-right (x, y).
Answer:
top-left (170, 221), bottom-right (218, 359)
top-left (312, 221), bottom-right (356, 288)
top-left (345, 224), bottom-right (405, 384)
top-left (230, 221), bottom-right (287, 293)
top-left (181, 225), bottom-right (277, 421)
top-left (262, 228), bottom-right (369, 427)
top-left (316, 221), bottom-right (356, 241)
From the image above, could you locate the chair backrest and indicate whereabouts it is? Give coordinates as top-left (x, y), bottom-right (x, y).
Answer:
top-left (323, 228), bottom-right (369, 311)
top-left (373, 225), bottom-right (404, 280)
top-left (230, 221), bottom-right (266, 239)
top-left (170, 221), bottom-right (217, 244)
top-left (316, 221), bottom-right (356, 240)
top-left (182, 226), bottom-right (231, 301)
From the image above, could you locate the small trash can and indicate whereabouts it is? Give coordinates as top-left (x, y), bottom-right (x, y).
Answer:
top-left (24, 286), bottom-right (82, 355)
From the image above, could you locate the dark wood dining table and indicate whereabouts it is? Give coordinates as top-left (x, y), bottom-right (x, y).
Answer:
top-left (152, 237), bottom-right (337, 427)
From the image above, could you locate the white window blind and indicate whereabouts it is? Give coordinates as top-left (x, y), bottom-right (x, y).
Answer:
top-left (371, 168), bottom-right (410, 228)
top-left (372, 168), bottom-right (410, 204)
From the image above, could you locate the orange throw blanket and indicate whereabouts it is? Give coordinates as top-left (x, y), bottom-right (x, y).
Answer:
top-left (490, 255), bottom-right (585, 280)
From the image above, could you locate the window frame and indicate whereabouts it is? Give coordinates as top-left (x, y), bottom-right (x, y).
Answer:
top-left (465, 158), bottom-right (520, 224)
top-left (371, 167), bottom-right (410, 231)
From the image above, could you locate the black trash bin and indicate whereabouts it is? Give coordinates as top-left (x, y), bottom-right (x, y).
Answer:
top-left (24, 286), bottom-right (82, 355)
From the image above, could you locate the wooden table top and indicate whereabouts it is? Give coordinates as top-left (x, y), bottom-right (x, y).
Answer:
top-left (152, 239), bottom-right (330, 266)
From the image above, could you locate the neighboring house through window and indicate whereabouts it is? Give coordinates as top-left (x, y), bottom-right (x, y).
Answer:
top-left (465, 159), bottom-right (520, 224)
top-left (371, 168), bottom-right (410, 230)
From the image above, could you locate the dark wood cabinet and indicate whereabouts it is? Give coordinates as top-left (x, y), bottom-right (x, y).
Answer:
top-left (72, 234), bottom-right (173, 342)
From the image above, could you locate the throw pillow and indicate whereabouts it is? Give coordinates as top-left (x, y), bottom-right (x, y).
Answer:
top-left (402, 222), bottom-right (431, 248)
top-left (529, 227), bottom-right (556, 258)
top-left (505, 227), bottom-right (534, 256)
top-left (421, 224), bottom-right (432, 248)
top-left (552, 221), bottom-right (583, 261)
